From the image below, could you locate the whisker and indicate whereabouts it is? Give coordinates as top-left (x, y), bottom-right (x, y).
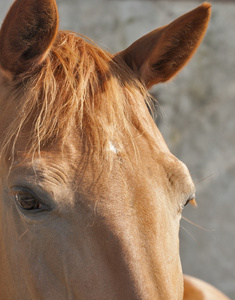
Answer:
top-left (181, 216), bottom-right (214, 232)
top-left (195, 173), bottom-right (215, 185)
top-left (180, 225), bottom-right (197, 242)
top-left (18, 229), bottom-right (29, 241)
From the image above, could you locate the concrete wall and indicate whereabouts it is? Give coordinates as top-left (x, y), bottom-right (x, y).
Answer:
top-left (1, 1), bottom-right (234, 298)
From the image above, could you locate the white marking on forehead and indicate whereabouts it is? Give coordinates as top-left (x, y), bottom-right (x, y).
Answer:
top-left (109, 141), bottom-right (118, 154)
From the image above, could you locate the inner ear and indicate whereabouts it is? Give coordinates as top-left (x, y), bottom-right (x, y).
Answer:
top-left (0, 0), bottom-right (59, 77)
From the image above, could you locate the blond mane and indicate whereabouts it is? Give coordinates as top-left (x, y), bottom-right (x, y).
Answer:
top-left (0, 31), bottom-right (152, 163)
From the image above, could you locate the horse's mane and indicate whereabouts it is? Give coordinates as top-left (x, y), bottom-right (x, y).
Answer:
top-left (1, 31), bottom-right (152, 163)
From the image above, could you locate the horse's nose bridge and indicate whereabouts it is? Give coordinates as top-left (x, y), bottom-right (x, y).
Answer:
top-left (114, 233), bottom-right (183, 300)
top-left (96, 202), bottom-right (183, 300)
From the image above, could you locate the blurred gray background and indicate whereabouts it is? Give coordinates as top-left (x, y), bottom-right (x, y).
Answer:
top-left (1, 0), bottom-right (234, 298)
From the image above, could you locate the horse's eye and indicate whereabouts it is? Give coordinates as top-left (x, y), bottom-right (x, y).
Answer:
top-left (184, 199), bottom-right (190, 207)
top-left (14, 191), bottom-right (42, 211)
top-left (184, 193), bottom-right (197, 207)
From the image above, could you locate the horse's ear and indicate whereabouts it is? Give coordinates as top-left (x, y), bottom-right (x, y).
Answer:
top-left (0, 0), bottom-right (59, 78)
top-left (117, 3), bottom-right (211, 89)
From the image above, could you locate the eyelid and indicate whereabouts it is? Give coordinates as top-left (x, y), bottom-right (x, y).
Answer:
top-left (11, 187), bottom-right (39, 198)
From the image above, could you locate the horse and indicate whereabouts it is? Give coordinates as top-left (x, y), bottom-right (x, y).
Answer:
top-left (184, 275), bottom-right (230, 300)
top-left (0, 0), bottom-right (229, 299)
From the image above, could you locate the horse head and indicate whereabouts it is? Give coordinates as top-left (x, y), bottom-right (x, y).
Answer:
top-left (0, 1), bottom-right (211, 299)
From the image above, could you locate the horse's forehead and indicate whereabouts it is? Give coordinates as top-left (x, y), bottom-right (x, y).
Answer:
top-left (10, 139), bottom-right (193, 198)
